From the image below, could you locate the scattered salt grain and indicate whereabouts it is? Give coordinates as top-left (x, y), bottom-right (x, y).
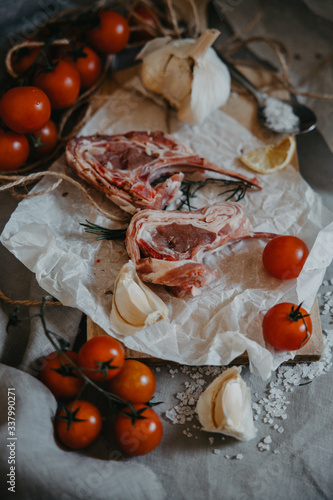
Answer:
top-left (236, 454), bottom-right (243, 460)
top-left (155, 367), bottom-right (161, 372)
top-left (263, 435), bottom-right (272, 444)
top-left (209, 437), bottom-right (215, 445)
top-left (213, 449), bottom-right (221, 455)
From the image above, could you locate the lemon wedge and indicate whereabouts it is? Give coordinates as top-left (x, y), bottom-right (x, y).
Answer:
top-left (239, 136), bottom-right (296, 174)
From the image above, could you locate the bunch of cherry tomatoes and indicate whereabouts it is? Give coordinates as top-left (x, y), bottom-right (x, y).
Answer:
top-left (0, 5), bottom-right (159, 172)
top-left (40, 335), bottom-right (163, 456)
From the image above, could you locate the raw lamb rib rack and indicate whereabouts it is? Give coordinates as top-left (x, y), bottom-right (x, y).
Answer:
top-left (66, 131), bottom-right (262, 214)
top-left (126, 201), bottom-right (269, 297)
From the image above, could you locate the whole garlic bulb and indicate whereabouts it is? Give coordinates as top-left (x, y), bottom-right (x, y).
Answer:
top-left (110, 260), bottom-right (169, 336)
top-left (196, 366), bottom-right (257, 441)
top-left (137, 29), bottom-right (230, 125)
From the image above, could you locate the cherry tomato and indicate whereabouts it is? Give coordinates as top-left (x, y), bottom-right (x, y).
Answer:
top-left (87, 10), bottom-right (130, 54)
top-left (262, 302), bottom-right (312, 351)
top-left (0, 131), bottom-right (29, 171)
top-left (33, 60), bottom-right (81, 109)
top-left (11, 46), bottom-right (42, 76)
top-left (263, 235), bottom-right (309, 280)
top-left (39, 350), bottom-right (84, 399)
top-left (108, 360), bottom-right (156, 404)
top-left (114, 404), bottom-right (163, 456)
top-left (55, 400), bottom-right (102, 449)
top-left (129, 4), bottom-right (159, 41)
top-left (78, 336), bottom-right (125, 382)
top-left (0, 86), bottom-right (51, 134)
top-left (65, 46), bottom-right (102, 90)
top-left (32, 119), bottom-right (58, 157)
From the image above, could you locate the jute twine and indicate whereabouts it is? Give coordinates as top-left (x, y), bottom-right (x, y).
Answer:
top-left (1, 0), bottom-right (332, 308)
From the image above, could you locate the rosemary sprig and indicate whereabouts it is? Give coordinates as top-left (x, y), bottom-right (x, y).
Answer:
top-left (80, 220), bottom-right (127, 240)
top-left (177, 178), bottom-right (251, 211)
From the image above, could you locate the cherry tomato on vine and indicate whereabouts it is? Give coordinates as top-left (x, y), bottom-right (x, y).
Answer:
top-left (0, 131), bottom-right (30, 171)
top-left (262, 235), bottom-right (309, 280)
top-left (55, 400), bottom-right (102, 449)
top-left (33, 60), bottom-right (81, 109)
top-left (39, 350), bottom-right (84, 399)
top-left (65, 46), bottom-right (102, 90)
top-left (0, 86), bottom-right (51, 134)
top-left (114, 404), bottom-right (163, 456)
top-left (262, 302), bottom-right (312, 351)
top-left (31, 119), bottom-right (58, 157)
top-left (108, 360), bottom-right (156, 404)
top-left (78, 336), bottom-right (125, 382)
top-left (11, 46), bottom-right (42, 76)
top-left (87, 10), bottom-right (130, 54)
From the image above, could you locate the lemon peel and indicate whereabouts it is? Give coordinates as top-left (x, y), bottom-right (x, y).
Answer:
top-left (239, 136), bottom-right (296, 174)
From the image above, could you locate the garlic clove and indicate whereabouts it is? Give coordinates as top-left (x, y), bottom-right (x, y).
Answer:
top-left (196, 366), bottom-right (257, 441)
top-left (162, 55), bottom-right (192, 108)
top-left (110, 260), bottom-right (169, 336)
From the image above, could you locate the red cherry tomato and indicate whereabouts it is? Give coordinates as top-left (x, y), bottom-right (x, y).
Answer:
top-left (263, 235), bottom-right (309, 280)
top-left (11, 46), bottom-right (42, 76)
top-left (39, 350), bottom-right (84, 399)
top-left (262, 302), bottom-right (312, 351)
top-left (129, 4), bottom-right (159, 41)
top-left (55, 400), bottom-right (102, 449)
top-left (78, 336), bottom-right (125, 382)
top-left (32, 119), bottom-right (58, 157)
top-left (114, 404), bottom-right (163, 456)
top-left (34, 60), bottom-right (81, 109)
top-left (0, 86), bottom-right (51, 134)
top-left (64, 46), bottom-right (102, 90)
top-left (0, 131), bottom-right (30, 171)
top-left (87, 10), bottom-right (130, 54)
top-left (108, 360), bottom-right (156, 404)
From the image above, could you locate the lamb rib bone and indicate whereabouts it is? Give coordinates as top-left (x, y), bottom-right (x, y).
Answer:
top-left (125, 201), bottom-right (275, 297)
top-left (66, 131), bottom-right (262, 215)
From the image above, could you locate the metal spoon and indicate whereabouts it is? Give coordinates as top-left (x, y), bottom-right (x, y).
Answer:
top-left (216, 52), bottom-right (317, 135)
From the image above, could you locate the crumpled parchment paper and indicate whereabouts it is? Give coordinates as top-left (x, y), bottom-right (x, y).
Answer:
top-left (1, 87), bottom-right (333, 379)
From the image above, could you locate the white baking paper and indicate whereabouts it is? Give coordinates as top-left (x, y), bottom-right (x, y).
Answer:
top-left (1, 87), bottom-right (333, 380)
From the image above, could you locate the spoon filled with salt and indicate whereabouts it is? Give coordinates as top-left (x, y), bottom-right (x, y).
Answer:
top-left (218, 53), bottom-right (317, 135)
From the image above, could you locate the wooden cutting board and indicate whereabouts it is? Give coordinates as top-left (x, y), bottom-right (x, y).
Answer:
top-left (87, 298), bottom-right (324, 364)
top-left (86, 64), bottom-right (325, 364)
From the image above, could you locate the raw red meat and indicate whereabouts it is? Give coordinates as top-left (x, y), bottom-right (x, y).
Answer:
top-left (66, 131), bottom-right (262, 214)
top-left (126, 201), bottom-right (254, 297)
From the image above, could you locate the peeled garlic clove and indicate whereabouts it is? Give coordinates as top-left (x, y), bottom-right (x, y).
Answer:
top-left (110, 260), bottom-right (169, 336)
top-left (196, 366), bottom-right (257, 441)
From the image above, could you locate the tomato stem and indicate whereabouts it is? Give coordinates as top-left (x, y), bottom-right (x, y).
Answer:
top-left (36, 297), bottom-right (140, 417)
top-left (288, 302), bottom-right (311, 347)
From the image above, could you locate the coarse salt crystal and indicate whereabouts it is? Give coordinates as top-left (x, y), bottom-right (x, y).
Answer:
top-left (236, 454), bottom-right (243, 460)
top-left (213, 449), bottom-right (221, 455)
top-left (263, 97), bottom-right (300, 132)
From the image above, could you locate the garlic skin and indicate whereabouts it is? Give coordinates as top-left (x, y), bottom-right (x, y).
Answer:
top-left (137, 29), bottom-right (231, 126)
top-left (110, 260), bottom-right (169, 336)
top-left (196, 366), bottom-right (257, 441)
